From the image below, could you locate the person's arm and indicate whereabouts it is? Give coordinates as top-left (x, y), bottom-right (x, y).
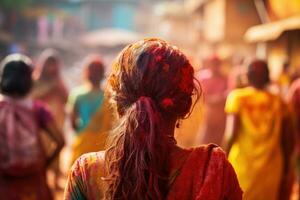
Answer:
top-left (58, 81), bottom-right (69, 104)
top-left (223, 90), bottom-right (240, 152)
top-left (223, 114), bottom-right (239, 153)
top-left (67, 91), bottom-right (80, 131)
top-left (37, 103), bottom-right (65, 166)
top-left (70, 106), bottom-right (80, 131)
top-left (43, 121), bottom-right (65, 167)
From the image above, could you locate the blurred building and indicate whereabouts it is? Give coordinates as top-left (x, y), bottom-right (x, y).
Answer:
top-left (0, 0), bottom-right (159, 56)
top-left (185, 0), bottom-right (261, 67)
top-left (23, 0), bottom-right (141, 44)
top-left (244, 0), bottom-right (300, 80)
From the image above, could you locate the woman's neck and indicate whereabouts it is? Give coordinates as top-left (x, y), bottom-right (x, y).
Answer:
top-left (86, 82), bottom-right (101, 91)
top-left (251, 85), bottom-right (267, 90)
top-left (164, 118), bottom-right (177, 138)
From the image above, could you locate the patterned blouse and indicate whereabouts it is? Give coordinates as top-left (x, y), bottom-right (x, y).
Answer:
top-left (64, 144), bottom-right (242, 200)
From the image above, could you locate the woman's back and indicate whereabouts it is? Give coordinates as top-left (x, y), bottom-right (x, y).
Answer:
top-left (0, 97), bottom-right (54, 200)
top-left (64, 144), bottom-right (242, 200)
top-left (68, 85), bottom-right (104, 133)
top-left (226, 87), bottom-right (284, 200)
top-left (226, 87), bottom-right (283, 156)
top-left (64, 39), bottom-right (241, 200)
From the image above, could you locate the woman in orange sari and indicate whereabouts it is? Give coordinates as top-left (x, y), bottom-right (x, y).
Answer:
top-left (64, 39), bottom-right (242, 200)
top-left (32, 49), bottom-right (68, 190)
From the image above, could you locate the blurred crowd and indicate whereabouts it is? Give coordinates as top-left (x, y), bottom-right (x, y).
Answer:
top-left (0, 42), bottom-right (299, 200)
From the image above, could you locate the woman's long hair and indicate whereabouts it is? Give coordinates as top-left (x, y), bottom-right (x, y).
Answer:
top-left (105, 39), bottom-right (200, 200)
top-left (34, 49), bottom-right (61, 81)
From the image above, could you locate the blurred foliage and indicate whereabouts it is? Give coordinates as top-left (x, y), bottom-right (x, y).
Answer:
top-left (0, 0), bottom-right (36, 10)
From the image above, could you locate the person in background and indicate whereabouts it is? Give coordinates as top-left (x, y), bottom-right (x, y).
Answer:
top-left (68, 55), bottom-right (113, 165)
top-left (197, 55), bottom-right (228, 146)
top-left (224, 59), bottom-right (294, 200)
top-left (0, 54), bottom-right (64, 200)
top-left (64, 39), bottom-right (242, 200)
top-left (32, 49), bottom-right (68, 190)
top-left (228, 57), bottom-right (248, 90)
top-left (277, 61), bottom-right (292, 101)
top-left (287, 78), bottom-right (300, 198)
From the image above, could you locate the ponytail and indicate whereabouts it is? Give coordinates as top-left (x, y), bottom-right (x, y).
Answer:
top-left (105, 39), bottom-right (197, 200)
top-left (105, 96), bottom-right (170, 200)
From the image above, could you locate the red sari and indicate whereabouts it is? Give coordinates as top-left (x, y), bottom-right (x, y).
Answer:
top-left (64, 144), bottom-right (242, 200)
top-left (167, 145), bottom-right (242, 199)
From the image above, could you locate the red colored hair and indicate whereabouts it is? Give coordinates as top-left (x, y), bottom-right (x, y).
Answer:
top-left (82, 55), bottom-right (105, 86)
top-left (105, 39), bottom-right (200, 200)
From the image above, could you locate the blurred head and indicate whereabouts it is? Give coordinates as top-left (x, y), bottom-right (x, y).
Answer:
top-left (206, 55), bottom-right (221, 74)
top-left (83, 55), bottom-right (105, 87)
top-left (105, 38), bottom-right (200, 200)
top-left (0, 54), bottom-right (33, 98)
top-left (35, 49), bottom-right (61, 80)
top-left (283, 61), bottom-right (290, 73)
top-left (247, 59), bottom-right (270, 89)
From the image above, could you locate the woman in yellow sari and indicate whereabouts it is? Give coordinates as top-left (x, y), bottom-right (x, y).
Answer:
top-left (68, 55), bottom-right (113, 165)
top-left (224, 60), bottom-right (294, 200)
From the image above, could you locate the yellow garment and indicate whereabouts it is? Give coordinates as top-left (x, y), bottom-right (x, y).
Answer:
top-left (225, 87), bottom-right (284, 200)
top-left (278, 73), bottom-right (291, 99)
top-left (278, 73), bottom-right (291, 87)
top-left (71, 99), bottom-right (114, 165)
